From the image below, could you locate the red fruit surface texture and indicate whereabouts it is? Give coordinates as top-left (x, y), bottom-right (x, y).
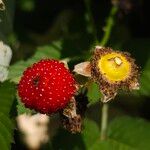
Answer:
top-left (18, 59), bottom-right (77, 114)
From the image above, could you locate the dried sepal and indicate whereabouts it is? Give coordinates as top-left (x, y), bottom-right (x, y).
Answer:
top-left (62, 97), bottom-right (82, 133)
top-left (63, 97), bottom-right (77, 118)
top-left (60, 58), bottom-right (70, 69)
top-left (0, 0), bottom-right (5, 10)
top-left (62, 114), bottom-right (82, 134)
top-left (73, 61), bottom-right (91, 77)
top-left (91, 46), bottom-right (140, 102)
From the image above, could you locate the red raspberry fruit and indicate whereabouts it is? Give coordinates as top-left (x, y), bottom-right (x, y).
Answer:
top-left (18, 59), bottom-right (77, 114)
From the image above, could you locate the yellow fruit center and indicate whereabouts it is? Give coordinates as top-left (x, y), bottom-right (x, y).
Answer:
top-left (98, 52), bottom-right (131, 82)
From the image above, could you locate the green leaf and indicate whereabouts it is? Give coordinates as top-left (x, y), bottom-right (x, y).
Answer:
top-left (0, 113), bottom-right (14, 134)
top-left (0, 81), bottom-right (15, 150)
top-left (9, 43), bottom-right (61, 83)
top-left (82, 117), bottom-right (150, 150)
top-left (52, 119), bottom-right (99, 150)
top-left (82, 119), bottom-right (100, 148)
top-left (90, 140), bottom-right (135, 150)
top-left (81, 119), bottom-right (131, 150)
top-left (52, 117), bottom-right (150, 150)
top-left (0, 114), bottom-right (14, 149)
top-left (0, 116), bottom-right (12, 149)
top-left (8, 61), bottom-right (27, 83)
top-left (108, 116), bottom-right (150, 150)
top-left (0, 81), bottom-right (15, 115)
top-left (138, 58), bottom-right (150, 96)
top-left (17, 94), bottom-right (32, 115)
top-left (0, 134), bottom-right (8, 150)
top-left (87, 82), bottom-right (102, 105)
top-left (35, 44), bottom-right (61, 60)
top-left (52, 129), bottom-right (86, 150)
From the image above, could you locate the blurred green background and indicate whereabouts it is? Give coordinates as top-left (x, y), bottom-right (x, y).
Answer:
top-left (0, 0), bottom-right (150, 150)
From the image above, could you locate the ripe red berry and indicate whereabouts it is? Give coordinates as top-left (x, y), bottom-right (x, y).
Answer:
top-left (18, 59), bottom-right (77, 114)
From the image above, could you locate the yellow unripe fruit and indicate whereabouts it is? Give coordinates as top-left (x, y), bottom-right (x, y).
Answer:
top-left (98, 53), bottom-right (131, 82)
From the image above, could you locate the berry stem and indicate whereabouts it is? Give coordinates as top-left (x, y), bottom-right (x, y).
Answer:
top-left (100, 5), bottom-right (118, 46)
top-left (100, 103), bottom-right (108, 140)
top-left (99, 4), bottom-right (118, 141)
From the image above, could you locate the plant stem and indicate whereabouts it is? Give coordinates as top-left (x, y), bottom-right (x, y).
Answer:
top-left (99, 5), bottom-right (118, 141)
top-left (100, 6), bottom-right (118, 46)
top-left (100, 103), bottom-right (108, 140)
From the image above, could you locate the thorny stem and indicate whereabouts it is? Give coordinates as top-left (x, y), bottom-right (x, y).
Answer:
top-left (99, 5), bottom-right (118, 140)
top-left (100, 103), bottom-right (108, 140)
top-left (100, 6), bottom-right (118, 46)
